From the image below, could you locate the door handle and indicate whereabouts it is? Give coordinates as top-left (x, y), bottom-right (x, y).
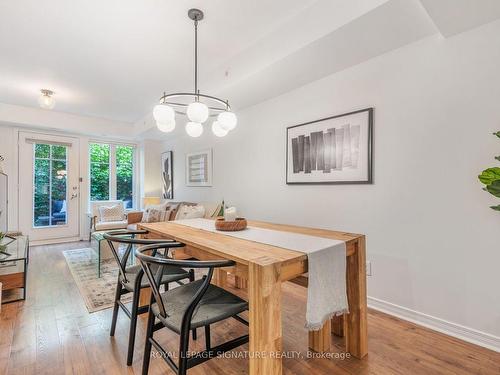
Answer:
top-left (70, 193), bottom-right (78, 200)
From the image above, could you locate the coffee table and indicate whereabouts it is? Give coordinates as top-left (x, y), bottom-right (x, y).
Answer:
top-left (90, 231), bottom-right (115, 278)
top-left (90, 231), bottom-right (133, 277)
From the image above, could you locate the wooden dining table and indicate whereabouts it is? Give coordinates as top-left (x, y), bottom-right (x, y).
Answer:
top-left (138, 220), bottom-right (367, 375)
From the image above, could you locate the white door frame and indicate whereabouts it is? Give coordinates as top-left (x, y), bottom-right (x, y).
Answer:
top-left (18, 131), bottom-right (80, 244)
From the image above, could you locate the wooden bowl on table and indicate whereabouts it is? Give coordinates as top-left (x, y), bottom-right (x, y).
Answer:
top-left (215, 218), bottom-right (248, 231)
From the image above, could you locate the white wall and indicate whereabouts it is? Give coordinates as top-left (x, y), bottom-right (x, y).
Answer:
top-left (139, 139), bottom-right (164, 206)
top-left (162, 20), bottom-right (500, 343)
top-left (0, 126), bottom-right (19, 231)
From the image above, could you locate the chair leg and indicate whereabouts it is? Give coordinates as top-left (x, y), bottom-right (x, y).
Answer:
top-left (189, 269), bottom-right (198, 340)
top-left (110, 283), bottom-right (122, 336)
top-left (205, 325), bottom-right (211, 351)
top-left (187, 272), bottom-right (197, 341)
top-left (127, 285), bottom-right (141, 366)
top-left (142, 308), bottom-right (155, 375)
top-left (178, 329), bottom-right (191, 375)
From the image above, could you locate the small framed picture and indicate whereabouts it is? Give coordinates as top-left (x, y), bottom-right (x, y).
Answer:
top-left (161, 151), bottom-right (173, 199)
top-left (186, 149), bottom-right (213, 187)
top-left (286, 108), bottom-right (373, 184)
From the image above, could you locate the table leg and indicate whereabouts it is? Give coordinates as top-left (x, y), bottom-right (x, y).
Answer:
top-left (234, 275), bottom-right (248, 289)
top-left (345, 236), bottom-right (368, 358)
top-left (248, 260), bottom-right (283, 375)
top-left (212, 269), bottom-right (228, 288)
top-left (308, 320), bottom-right (332, 352)
top-left (331, 315), bottom-right (345, 337)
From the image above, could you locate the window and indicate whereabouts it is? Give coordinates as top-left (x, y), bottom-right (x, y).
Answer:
top-left (116, 145), bottom-right (134, 205)
top-left (33, 143), bottom-right (68, 227)
top-left (89, 143), bottom-right (110, 201)
top-left (89, 142), bottom-right (136, 208)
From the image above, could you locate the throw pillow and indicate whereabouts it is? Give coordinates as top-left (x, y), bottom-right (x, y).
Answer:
top-left (99, 204), bottom-right (124, 222)
top-left (145, 202), bottom-right (169, 211)
top-left (175, 204), bottom-right (205, 220)
top-left (165, 202), bottom-right (183, 220)
top-left (142, 208), bottom-right (172, 223)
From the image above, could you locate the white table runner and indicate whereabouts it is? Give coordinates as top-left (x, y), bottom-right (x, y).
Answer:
top-left (174, 218), bottom-right (348, 330)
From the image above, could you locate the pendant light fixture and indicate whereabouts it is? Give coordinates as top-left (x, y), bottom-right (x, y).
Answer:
top-left (153, 9), bottom-right (237, 137)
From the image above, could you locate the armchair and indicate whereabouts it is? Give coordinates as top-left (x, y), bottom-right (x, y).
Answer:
top-left (88, 200), bottom-right (128, 240)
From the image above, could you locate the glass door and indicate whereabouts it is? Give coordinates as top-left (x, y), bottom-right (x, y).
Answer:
top-left (19, 132), bottom-right (80, 242)
top-left (33, 143), bottom-right (68, 227)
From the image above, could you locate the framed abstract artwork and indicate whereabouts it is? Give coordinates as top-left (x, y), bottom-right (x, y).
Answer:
top-left (161, 151), bottom-right (173, 199)
top-left (186, 149), bottom-right (213, 187)
top-left (286, 108), bottom-right (373, 184)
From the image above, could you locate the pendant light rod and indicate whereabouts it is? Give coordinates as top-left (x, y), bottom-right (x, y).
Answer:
top-left (188, 8), bottom-right (204, 99)
top-left (194, 18), bottom-right (198, 96)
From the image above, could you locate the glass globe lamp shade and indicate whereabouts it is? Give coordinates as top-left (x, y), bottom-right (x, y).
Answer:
top-left (211, 121), bottom-right (228, 137)
top-left (38, 92), bottom-right (56, 109)
top-left (157, 119), bottom-right (176, 133)
top-left (217, 111), bottom-right (237, 131)
top-left (185, 122), bottom-right (203, 137)
top-left (153, 104), bottom-right (175, 123)
top-left (187, 102), bottom-right (209, 123)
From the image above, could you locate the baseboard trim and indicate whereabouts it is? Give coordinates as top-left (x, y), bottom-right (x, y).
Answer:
top-left (368, 296), bottom-right (500, 353)
top-left (30, 236), bottom-right (82, 246)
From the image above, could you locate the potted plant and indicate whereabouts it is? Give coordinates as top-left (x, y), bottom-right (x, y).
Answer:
top-left (478, 131), bottom-right (500, 211)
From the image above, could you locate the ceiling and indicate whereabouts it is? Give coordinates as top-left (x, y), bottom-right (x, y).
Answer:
top-left (1, 0), bottom-right (500, 137)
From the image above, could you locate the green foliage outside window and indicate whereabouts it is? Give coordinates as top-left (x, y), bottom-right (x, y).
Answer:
top-left (90, 143), bottom-right (134, 208)
top-left (116, 145), bottom-right (134, 207)
top-left (90, 143), bottom-right (110, 201)
top-left (33, 144), bottom-right (67, 227)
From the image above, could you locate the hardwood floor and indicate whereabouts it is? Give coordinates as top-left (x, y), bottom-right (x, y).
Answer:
top-left (1, 241), bottom-right (499, 375)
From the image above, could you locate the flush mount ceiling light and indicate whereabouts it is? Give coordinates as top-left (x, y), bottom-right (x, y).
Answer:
top-left (153, 9), bottom-right (237, 137)
top-left (38, 89), bottom-right (56, 109)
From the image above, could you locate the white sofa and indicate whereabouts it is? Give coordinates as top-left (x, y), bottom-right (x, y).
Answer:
top-left (88, 200), bottom-right (128, 239)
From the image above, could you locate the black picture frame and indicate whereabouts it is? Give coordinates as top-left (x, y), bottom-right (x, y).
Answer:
top-left (286, 108), bottom-right (373, 185)
top-left (161, 151), bottom-right (174, 199)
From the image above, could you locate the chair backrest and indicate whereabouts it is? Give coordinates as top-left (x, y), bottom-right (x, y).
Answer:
top-left (135, 243), bottom-right (235, 322)
top-left (90, 200), bottom-right (126, 221)
top-left (103, 229), bottom-right (183, 283)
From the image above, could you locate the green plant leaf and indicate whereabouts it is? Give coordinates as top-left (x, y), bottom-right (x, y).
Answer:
top-left (478, 167), bottom-right (500, 185)
top-left (491, 205), bottom-right (500, 211)
top-left (486, 180), bottom-right (500, 198)
top-left (494, 131), bottom-right (500, 138)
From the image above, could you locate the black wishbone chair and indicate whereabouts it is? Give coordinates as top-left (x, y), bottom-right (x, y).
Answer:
top-left (136, 243), bottom-right (249, 375)
top-left (103, 229), bottom-right (195, 366)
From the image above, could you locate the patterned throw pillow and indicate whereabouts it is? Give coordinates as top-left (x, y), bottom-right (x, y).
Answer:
top-left (175, 204), bottom-right (205, 220)
top-left (142, 208), bottom-right (171, 223)
top-left (164, 202), bottom-right (183, 220)
top-left (99, 205), bottom-right (124, 222)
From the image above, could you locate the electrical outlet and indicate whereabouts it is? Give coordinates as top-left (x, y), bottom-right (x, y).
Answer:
top-left (366, 261), bottom-right (372, 276)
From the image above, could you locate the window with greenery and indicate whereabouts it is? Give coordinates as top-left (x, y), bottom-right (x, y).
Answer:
top-left (116, 145), bottom-right (133, 205)
top-left (33, 143), bottom-right (68, 227)
top-left (89, 143), bottom-right (110, 201)
top-left (89, 142), bottom-right (135, 208)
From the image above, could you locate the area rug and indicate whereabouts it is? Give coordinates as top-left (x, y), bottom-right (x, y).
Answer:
top-left (62, 248), bottom-right (132, 313)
